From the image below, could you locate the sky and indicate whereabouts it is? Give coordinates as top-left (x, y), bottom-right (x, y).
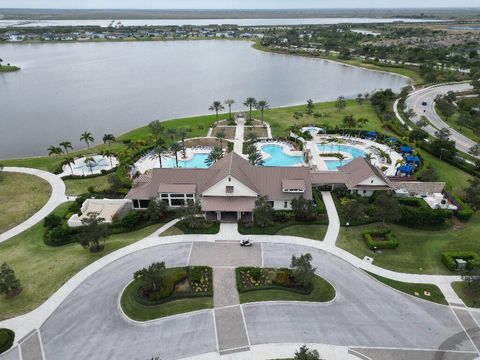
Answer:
top-left (0, 0), bottom-right (478, 9)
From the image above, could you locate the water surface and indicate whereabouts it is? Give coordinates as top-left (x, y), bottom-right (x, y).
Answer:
top-left (0, 40), bottom-right (409, 158)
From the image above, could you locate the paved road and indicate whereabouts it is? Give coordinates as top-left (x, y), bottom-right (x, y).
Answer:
top-left (244, 242), bottom-right (475, 353)
top-left (405, 83), bottom-right (476, 155)
top-left (1, 241), bottom-right (476, 360)
top-left (0, 167), bottom-right (68, 243)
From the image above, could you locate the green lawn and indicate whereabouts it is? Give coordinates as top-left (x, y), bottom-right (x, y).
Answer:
top-left (64, 175), bottom-right (111, 196)
top-left (452, 281), bottom-right (480, 308)
top-left (0, 202), bottom-right (162, 320)
top-left (159, 226), bottom-right (184, 237)
top-left (120, 275), bottom-right (213, 321)
top-left (337, 213), bottom-right (480, 275)
top-left (0, 172), bottom-right (51, 234)
top-left (417, 149), bottom-right (472, 197)
top-left (275, 224), bottom-right (328, 241)
top-left (239, 274), bottom-right (335, 304)
top-left (367, 272), bottom-right (447, 305)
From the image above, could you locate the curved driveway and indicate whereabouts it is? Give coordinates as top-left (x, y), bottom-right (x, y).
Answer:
top-left (25, 241), bottom-right (478, 360)
top-left (405, 82), bottom-right (476, 155)
top-left (0, 167), bottom-right (67, 243)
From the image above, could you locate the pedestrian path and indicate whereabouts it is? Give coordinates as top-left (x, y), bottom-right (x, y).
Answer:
top-left (0, 167), bottom-right (68, 244)
top-left (233, 117), bottom-right (245, 155)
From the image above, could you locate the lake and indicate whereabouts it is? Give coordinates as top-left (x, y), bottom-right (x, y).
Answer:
top-left (0, 18), bottom-right (444, 28)
top-left (0, 40), bottom-right (409, 158)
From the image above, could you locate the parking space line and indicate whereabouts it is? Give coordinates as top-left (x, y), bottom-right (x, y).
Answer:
top-left (239, 305), bottom-right (251, 347)
top-left (449, 306), bottom-right (480, 355)
top-left (212, 309), bottom-right (219, 353)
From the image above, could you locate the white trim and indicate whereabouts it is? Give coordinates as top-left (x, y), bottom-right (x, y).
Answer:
top-left (239, 305), bottom-right (251, 347)
top-left (212, 309), bottom-right (220, 353)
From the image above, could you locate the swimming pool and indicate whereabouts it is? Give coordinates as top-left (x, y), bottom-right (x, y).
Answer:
top-left (317, 143), bottom-right (366, 170)
top-left (163, 153), bottom-right (210, 168)
top-left (317, 144), bottom-right (366, 158)
top-left (74, 155), bottom-right (111, 172)
top-left (260, 144), bottom-right (304, 167)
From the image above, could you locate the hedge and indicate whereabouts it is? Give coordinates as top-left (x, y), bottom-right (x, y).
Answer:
top-left (451, 195), bottom-right (474, 222)
top-left (0, 329), bottom-right (14, 354)
top-left (441, 251), bottom-right (480, 271)
top-left (363, 229), bottom-right (399, 250)
top-left (236, 267), bottom-right (313, 295)
top-left (398, 197), bottom-right (453, 227)
top-left (175, 220), bottom-right (220, 234)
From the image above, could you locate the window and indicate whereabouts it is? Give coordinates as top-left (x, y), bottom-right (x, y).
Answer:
top-left (284, 201), bottom-right (288, 208)
top-left (226, 186), bottom-right (234, 193)
top-left (161, 194), bottom-right (168, 198)
top-left (363, 190), bottom-right (367, 194)
top-left (139, 200), bottom-right (150, 208)
top-left (186, 194), bottom-right (194, 198)
top-left (133, 199), bottom-right (139, 208)
top-left (171, 199), bottom-right (185, 206)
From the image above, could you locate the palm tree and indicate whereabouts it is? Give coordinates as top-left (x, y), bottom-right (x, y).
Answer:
top-left (150, 145), bottom-right (168, 168)
top-left (178, 128), bottom-right (189, 158)
top-left (102, 134), bottom-right (116, 145)
top-left (224, 99), bottom-right (235, 122)
top-left (169, 142), bottom-right (182, 168)
top-left (334, 153), bottom-right (347, 166)
top-left (243, 97), bottom-right (257, 122)
top-left (256, 100), bottom-right (270, 125)
top-left (247, 145), bottom-right (264, 166)
top-left (80, 131), bottom-right (94, 149)
top-left (47, 145), bottom-right (63, 157)
top-left (166, 128), bottom-right (177, 142)
top-left (356, 118), bottom-right (369, 136)
top-left (363, 153), bottom-right (373, 162)
top-left (216, 130), bottom-right (226, 149)
top-left (100, 149), bottom-right (115, 167)
top-left (209, 101), bottom-right (225, 126)
top-left (205, 145), bottom-right (223, 166)
top-left (59, 141), bottom-right (73, 154)
top-left (84, 156), bottom-right (96, 174)
top-left (62, 156), bottom-right (76, 174)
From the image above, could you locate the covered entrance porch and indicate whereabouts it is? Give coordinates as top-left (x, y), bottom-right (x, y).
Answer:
top-left (202, 196), bottom-right (255, 223)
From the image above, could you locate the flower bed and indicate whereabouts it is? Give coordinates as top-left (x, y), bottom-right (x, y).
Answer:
top-left (236, 267), bottom-right (312, 295)
top-left (363, 229), bottom-right (399, 250)
top-left (134, 266), bottom-right (213, 306)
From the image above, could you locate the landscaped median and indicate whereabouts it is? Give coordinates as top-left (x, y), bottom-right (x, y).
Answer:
top-left (120, 266), bottom-right (213, 321)
top-left (235, 266), bottom-right (335, 304)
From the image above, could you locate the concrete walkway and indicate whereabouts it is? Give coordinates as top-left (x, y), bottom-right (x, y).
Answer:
top-left (233, 117), bottom-right (245, 155)
top-left (0, 167), bottom-right (68, 244)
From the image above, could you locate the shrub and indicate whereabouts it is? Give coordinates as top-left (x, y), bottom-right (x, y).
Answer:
top-left (273, 269), bottom-right (291, 287)
top-left (43, 214), bottom-right (63, 229)
top-left (441, 251), bottom-right (480, 271)
top-left (363, 229), bottom-right (399, 250)
top-left (398, 198), bottom-right (453, 227)
top-left (250, 268), bottom-right (263, 281)
top-left (0, 328), bottom-right (14, 354)
top-left (118, 210), bottom-right (143, 229)
top-left (452, 195), bottom-right (474, 222)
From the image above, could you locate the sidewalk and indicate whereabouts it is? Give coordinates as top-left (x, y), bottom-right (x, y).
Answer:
top-left (0, 167), bottom-right (68, 244)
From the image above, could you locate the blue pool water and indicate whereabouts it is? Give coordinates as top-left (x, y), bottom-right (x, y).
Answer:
top-left (317, 143), bottom-right (366, 170)
top-left (74, 156), bottom-right (111, 172)
top-left (260, 144), bottom-right (305, 167)
top-left (163, 153), bottom-right (210, 168)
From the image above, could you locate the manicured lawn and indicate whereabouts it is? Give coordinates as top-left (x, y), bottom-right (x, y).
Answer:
top-left (275, 224), bottom-right (328, 241)
top-left (418, 149), bottom-right (472, 197)
top-left (367, 272), bottom-right (447, 305)
top-left (0, 172), bottom-right (51, 234)
top-left (159, 226), bottom-right (184, 237)
top-left (452, 281), bottom-right (480, 308)
top-left (239, 274), bottom-right (335, 304)
top-left (261, 100), bottom-right (391, 138)
top-left (0, 202), bottom-right (162, 320)
top-left (337, 213), bottom-right (480, 275)
top-left (120, 268), bottom-right (213, 321)
top-left (64, 175), bottom-right (111, 196)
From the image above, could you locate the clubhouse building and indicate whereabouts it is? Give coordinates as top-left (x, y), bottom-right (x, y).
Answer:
top-left (125, 152), bottom-right (393, 221)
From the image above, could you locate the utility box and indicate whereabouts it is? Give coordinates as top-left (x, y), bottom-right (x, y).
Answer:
top-left (455, 259), bottom-right (468, 271)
